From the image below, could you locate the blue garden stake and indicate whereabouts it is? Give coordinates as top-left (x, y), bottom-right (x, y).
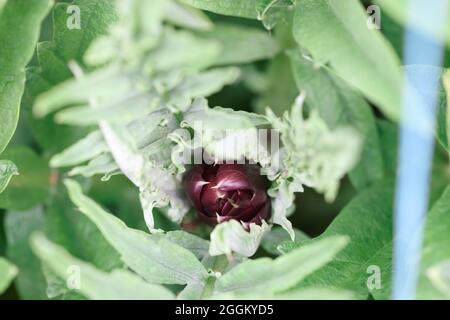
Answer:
top-left (392, 0), bottom-right (448, 300)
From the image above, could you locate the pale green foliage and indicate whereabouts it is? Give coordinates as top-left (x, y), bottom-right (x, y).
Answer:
top-left (180, 0), bottom-right (295, 30)
top-left (426, 260), bottom-right (450, 299)
top-left (261, 226), bottom-right (309, 256)
top-left (0, 147), bottom-right (50, 211)
top-left (212, 235), bottom-right (349, 297)
top-left (209, 220), bottom-right (271, 257)
top-left (62, 178), bottom-right (351, 299)
top-left (167, 1), bottom-right (213, 31)
top-left (49, 131), bottom-right (109, 168)
top-left (197, 23), bottom-right (280, 65)
top-left (293, 0), bottom-right (402, 120)
top-left (442, 70), bottom-right (450, 157)
top-left (285, 180), bottom-right (395, 300)
top-left (0, 160), bottom-right (18, 194)
top-left (266, 94), bottom-right (362, 239)
top-left (0, 0), bottom-right (52, 154)
top-left (8, 0), bottom-right (401, 299)
top-left (64, 179), bottom-right (208, 285)
top-left (4, 207), bottom-right (48, 299)
top-left (31, 233), bottom-right (175, 300)
top-left (0, 0), bottom-right (6, 14)
top-left (0, 257), bottom-right (17, 294)
top-left (289, 51), bottom-right (384, 189)
top-left (33, 0), bottom-right (278, 230)
top-left (171, 97), bottom-right (271, 173)
top-left (418, 185), bottom-right (450, 299)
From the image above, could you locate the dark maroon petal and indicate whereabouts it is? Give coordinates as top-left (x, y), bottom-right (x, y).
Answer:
top-left (183, 162), bottom-right (271, 229)
top-left (200, 179), bottom-right (228, 216)
top-left (202, 164), bottom-right (219, 182)
top-left (218, 164), bottom-right (266, 190)
top-left (220, 191), bottom-right (239, 216)
top-left (249, 189), bottom-right (268, 210)
top-left (232, 194), bottom-right (271, 222)
top-left (183, 165), bottom-right (208, 213)
top-left (251, 200), bottom-right (271, 222)
top-left (197, 211), bottom-right (220, 224)
top-left (216, 170), bottom-right (253, 191)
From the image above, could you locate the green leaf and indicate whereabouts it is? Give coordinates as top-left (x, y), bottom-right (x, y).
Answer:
top-left (293, 0), bottom-right (402, 120)
top-left (261, 226), bottom-right (309, 256)
top-left (52, 67), bottom-right (241, 122)
top-left (426, 260), bottom-right (450, 299)
top-left (49, 131), bottom-right (108, 168)
top-left (291, 180), bottom-right (395, 299)
top-left (22, 0), bottom-right (117, 153)
top-left (377, 120), bottom-right (398, 175)
top-left (196, 23), bottom-right (280, 66)
top-left (33, 66), bottom-right (134, 118)
top-left (375, 0), bottom-right (450, 47)
top-left (180, 0), bottom-right (294, 29)
top-left (289, 51), bottom-right (385, 189)
top-left (0, 0), bottom-right (52, 154)
top-left (267, 95), bottom-right (362, 239)
top-left (0, 0), bottom-right (6, 13)
top-left (44, 187), bottom-right (122, 272)
top-left (68, 154), bottom-right (119, 179)
top-left (163, 231), bottom-right (210, 261)
top-left (22, 68), bottom-right (90, 154)
top-left (374, 119), bottom-right (449, 207)
top-left (31, 233), bottom-right (175, 300)
top-left (166, 1), bottom-right (213, 31)
top-left (254, 54), bottom-right (298, 116)
top-left (0, 146), bottom-right (49, 210)
top-left (184, 98), bottom-right (268, 130)
top-left (442, 70), bottom-right (450, 154)
top-left (64, 179), bottom-right (208, 285)
top-left (166, 67), bottom-right (241, 112)
top-left (40, 265), bottom-right (86, 300)
top-left (180, 0), bottom-right (264, 19)
top-left (52, 0), bottom-right (117, 63)
top-left (0, 257), bottom-right (17, 294)
top-left (41, 183), bottom-right (123, 300)
top-left (213, 235), bottom-right (348, 296)
top-left (4, 207), bottom-right (48, 299)
top-left (418, 185), bottom-right (450, 299)
top-left (148, 28), bottom-right (221, 73)
top-left (0, 160), bottom-right (18, 194)
top-left (209, 220), bottom-right (271, 257)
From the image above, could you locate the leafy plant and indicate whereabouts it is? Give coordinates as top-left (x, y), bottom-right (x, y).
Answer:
top-left (0, 0), bottom-right (449, 301)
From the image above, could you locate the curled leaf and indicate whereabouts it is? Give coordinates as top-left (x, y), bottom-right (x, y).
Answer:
top-left (209, 219), bottom-right (271, 257)
top-left (0, 160), bottom-right (18, 194)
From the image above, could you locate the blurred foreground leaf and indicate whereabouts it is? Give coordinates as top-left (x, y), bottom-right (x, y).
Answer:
top-left (0, 160), bottom-right (18, 194)
top-left (293, 0), bottom-right (402, 120)
top-left (64, 179), bottom-right (208, 286)
top-left (31, 233), bottom-right (175, 300)
top-left (418, 185), bottom-right (450, 299)
top-left (22, 0), bottom-right (117, 153)
top-left (213, 235), bottom-right (348, 297)
top-left (0, 146), bottom-right (49, 210)
top-left (289, 51), bottom-right (384, 189)
top-left (0, 0), bottom-right (52, 153)
top-left (0, 257), bottom-right (17, 294)
top-left (5, 207), bottom-right (47, 299)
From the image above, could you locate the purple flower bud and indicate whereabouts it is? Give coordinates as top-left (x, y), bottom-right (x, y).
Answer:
top-left (183, 163), bottom-right (271, 228)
